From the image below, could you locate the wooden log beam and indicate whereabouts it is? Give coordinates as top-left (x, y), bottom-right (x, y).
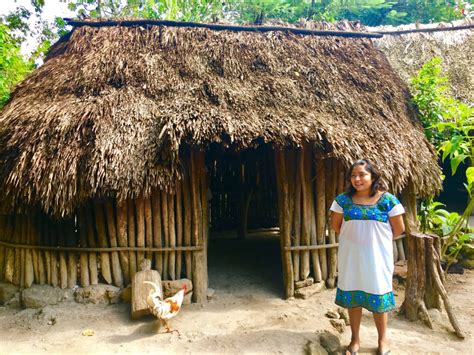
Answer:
top-left (127, 199), bottom-right (137, 280)
top-left (78, 209), bottom-right (90, 287)
top-left (116, 199), bottom-right (130, 286)
top-left (85, 205), bottom-right (99, 285)
top-left (151, 190), bottom-right (163, 276)
top-left (105, 201), bottom-right (123, 287)
top-left (94, 202), bottom-right (112, 285)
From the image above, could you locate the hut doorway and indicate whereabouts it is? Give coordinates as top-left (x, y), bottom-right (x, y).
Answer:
top-left (206, 143), bottom-right (282, 296)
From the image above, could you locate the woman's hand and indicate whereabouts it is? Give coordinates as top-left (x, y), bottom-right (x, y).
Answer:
top-left (389, 214), bottom-right (405, 238)
top-left (331, 212), bottom-right (343, 234)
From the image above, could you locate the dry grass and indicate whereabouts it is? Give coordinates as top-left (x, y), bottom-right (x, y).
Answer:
top-left (0, 22), bottom-right (441, 216)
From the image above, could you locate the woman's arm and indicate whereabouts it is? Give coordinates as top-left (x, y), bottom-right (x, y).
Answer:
top-left (331, 212), bottom-right (343, 234)
top-left (389, 214), bottom-right (405, 238)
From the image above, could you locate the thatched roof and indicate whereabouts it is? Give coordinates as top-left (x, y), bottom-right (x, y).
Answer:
top-left (372, 19), bottom-right (474, 103)
top-left (0, 21), bottom-right (441, 216)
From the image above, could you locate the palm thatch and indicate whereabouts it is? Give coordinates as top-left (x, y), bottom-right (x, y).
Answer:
top-left (0, 22), bottom-right (441, 216)
top-left (372, 19), bottom-right (474, 103)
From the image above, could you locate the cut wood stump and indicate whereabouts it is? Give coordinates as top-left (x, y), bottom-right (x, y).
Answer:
top-left (131, 259), bottom-right (162, 320)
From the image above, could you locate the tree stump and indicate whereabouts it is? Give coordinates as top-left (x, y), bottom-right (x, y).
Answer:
top-left (402, 232), bottom-right (465, 339)
top-left (131, 259), bottom-right (162, 320)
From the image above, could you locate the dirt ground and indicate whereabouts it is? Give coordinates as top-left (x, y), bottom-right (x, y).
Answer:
top-left (0, 235), bottom-right (472, 354)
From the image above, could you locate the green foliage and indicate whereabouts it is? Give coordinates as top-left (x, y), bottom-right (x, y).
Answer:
top-left (412, 57), bottom-right (474, 268)
top-left (0, 24), bottom-right (34, 108)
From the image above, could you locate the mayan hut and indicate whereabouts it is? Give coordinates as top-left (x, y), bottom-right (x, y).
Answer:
top-left (0, 20), bottom-right (442, 303)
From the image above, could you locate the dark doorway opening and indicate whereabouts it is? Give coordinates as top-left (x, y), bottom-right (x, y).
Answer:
top-left (206, 143), bottom-right (282, 296)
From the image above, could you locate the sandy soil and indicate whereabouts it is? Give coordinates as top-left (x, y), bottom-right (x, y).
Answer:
top-left (0, 235), bottom-right (472, 354)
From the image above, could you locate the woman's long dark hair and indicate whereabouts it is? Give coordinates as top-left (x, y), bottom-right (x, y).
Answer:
top-left (346, 159), bottom-right (385, 197)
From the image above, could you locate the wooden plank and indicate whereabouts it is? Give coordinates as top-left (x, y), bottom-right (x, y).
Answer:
top-left (131, 259), bottom-right (162, 319)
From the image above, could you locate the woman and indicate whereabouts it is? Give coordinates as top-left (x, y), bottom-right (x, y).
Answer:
top-left (330, 159), bottom-right (405, 355)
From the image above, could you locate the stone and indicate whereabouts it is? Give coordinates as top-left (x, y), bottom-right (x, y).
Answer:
top-left (337, 307), bottom-right (350, 325)
top-left (0, 282), bottom-right (20, 305)
top-left (206, 288), bottom-right (215, 300)
top-left (5, 292), bottom-right (21, 308)
top-left (305, 340), bottom-right (329, 355)
top-left (325, 309), bottom-right (340, 319)
top-left (329, 319), bottom-right (346, 333)
top-left (460, 258), bottom-right (474, 270)
top-left (318, 331), bottom-right (341, 355)
top-left (294, 282), bottom-right (325, 299)
top-left (295, 277), bottom-right (314, 289)
top-left (162, 279), bottom-right (193, 298)
top-left (21, 285), bottom-right (67, 309)
top-left (74, 284), bottom-right (121, 304)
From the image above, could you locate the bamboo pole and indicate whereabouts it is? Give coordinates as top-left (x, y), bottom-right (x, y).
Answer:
top-left (35, 216), bottom-right (46, 285)
top-left (168, 192), bottom-right (176, 280)
top-left (151, 190), bottom-right (163, 276)
top-left (85, 205), bottom-right (99, 285)
top-left (275, 149), bottom-right (294, 298)
top-left (299, 148), bottom-right (310, 280)
top-left (116, 199), bottom-right (130, 286)
top-left (182, 162), bottom-right (193, 280)
top-left (135, 195), bottom-right (146, 270)
top-left (66, 219), bottom-right (78, 289)
top-left (105, 201), bottom-right (123, 287)
top-left (77, 209), bottom-right (90, 287)
top-left (176, 180), bottom-right (183, 279)
top-left (41, 217), bottom-right (52, 285)
top-left (24, 215), bottom-right (34, 288)
top-left (325, 158), bottom-right (338, 281)
top-left (58, 221), bottom-right (68, 289)
top-left (93, 202), bottom-right (112, 284)
top-left (127, 199), bottom-right (137, 280)
top-left (161, 190), bottom-right (169, 280)
top-left (144, 197), bottom-right (153, 261)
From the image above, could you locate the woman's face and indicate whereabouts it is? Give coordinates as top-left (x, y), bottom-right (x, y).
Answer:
top-left (350, 164), bottom-right (373, 193)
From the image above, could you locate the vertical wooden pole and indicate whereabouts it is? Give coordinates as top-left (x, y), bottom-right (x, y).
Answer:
top-left (78, 208), bottom-right (90, 287)
top-left (0, 215), bottom-right (5, 281)
top-left (29, 215), bottom-right (39, 285)
top-left (35, 215), bottom-right (46, 285)
top-left (4, 216), bottom-right (15, 283)
top-left (290, 150), bottom-right (300, 282)
top-left (20, 215), bottom-right (26, 288)
top-left (93, 202), bottom-right (112, 285)
top-left (176, 180), bottom-right (183, 279)
top-left (127, 199), bottom-right (137, 280)
top-left (105, 200), bottom-right (123, 287)
top-left (135, 195), bottom-right (146, 270)
top-left (161, 190), bottom-right (169, 280)
top-left (168, 192), bottom-right (176, 280)
top-left (58, 220), bottom-right (68, 289)
top-left (144, 197), bottom-right (153, 262)
top-left (49, 219), bottom-right (59, 287)
top-left (400, 181), bottom-right (418, 320)
top-left (40, 217), bottom-right (52, 285)
top-left (299, 148), bottom-right (311, 280)
top-left (151, 190), bottom-right (163, 275)
top-left (116, 199), bottom-right (130, 286)
top-left (275, 148), bottom-right (294, 298)
top-left (66, 218), bottom-right (78, 289)
top-left (182, 162), bottom-right (193, 281)
top-left (24, 215), bottom-right (34, 288)
top-left (199, 151), bottom-right (209, 289)
top-left (85, 205), bottom-right (99, 285)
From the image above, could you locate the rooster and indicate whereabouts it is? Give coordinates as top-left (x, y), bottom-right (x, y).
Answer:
top-left (143, 281), bottom-right (187, 335)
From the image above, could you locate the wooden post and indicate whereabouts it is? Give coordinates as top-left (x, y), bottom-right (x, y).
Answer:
top-left (161, 190), bottom-right (169, 280)
top-left (176, 180), bottom-right (183, 280)
top-left (20, 215), bottom-right (26, 288)
top-left (85, 205), bottom-right (99, 285)
top-left (199, 152), bottom-right (209, 290)
top-left (105, 200), bottom-right (123, 287)
top-left (293, 150), bottom-right (301, 282)
top-left (135, 195), bottom-right (146, 270)
top-left (58, 221), bottom-right (68, 289)
top-left (299, 148), bottom-right (311, 280)
top-left (182, 163), bottom-right (193, 281)
top-left (151, 190), bottom-right (163, 276)
top-left (144, 197), bottom-right (153, 262)
top-left (0, 215), bottom-right (5, 281)
top-left (116, 199), bottom-right (130, 286)
top-left (4, 215), bottom-right (15, 283)
top-left (29, 215), bottom-right (39, 284)
top-left (78, 209), bottom-right (90, 287)
top-left (127, 199), bottom-right (137, 280)
top-left (275, 148), bottom-right (294, 298)
top-left (93, 202), bottom-right (112, 285)
top-left (167, 192), bottom-right (176, 280)
top-left (49, 219), bottom-right (59, 287)
top-left (66, 218), bottom-right (78, 289)
top-left (24, 215), bottom-right (34, 288)
top-left (315, 153), bottom-right (328, 285)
